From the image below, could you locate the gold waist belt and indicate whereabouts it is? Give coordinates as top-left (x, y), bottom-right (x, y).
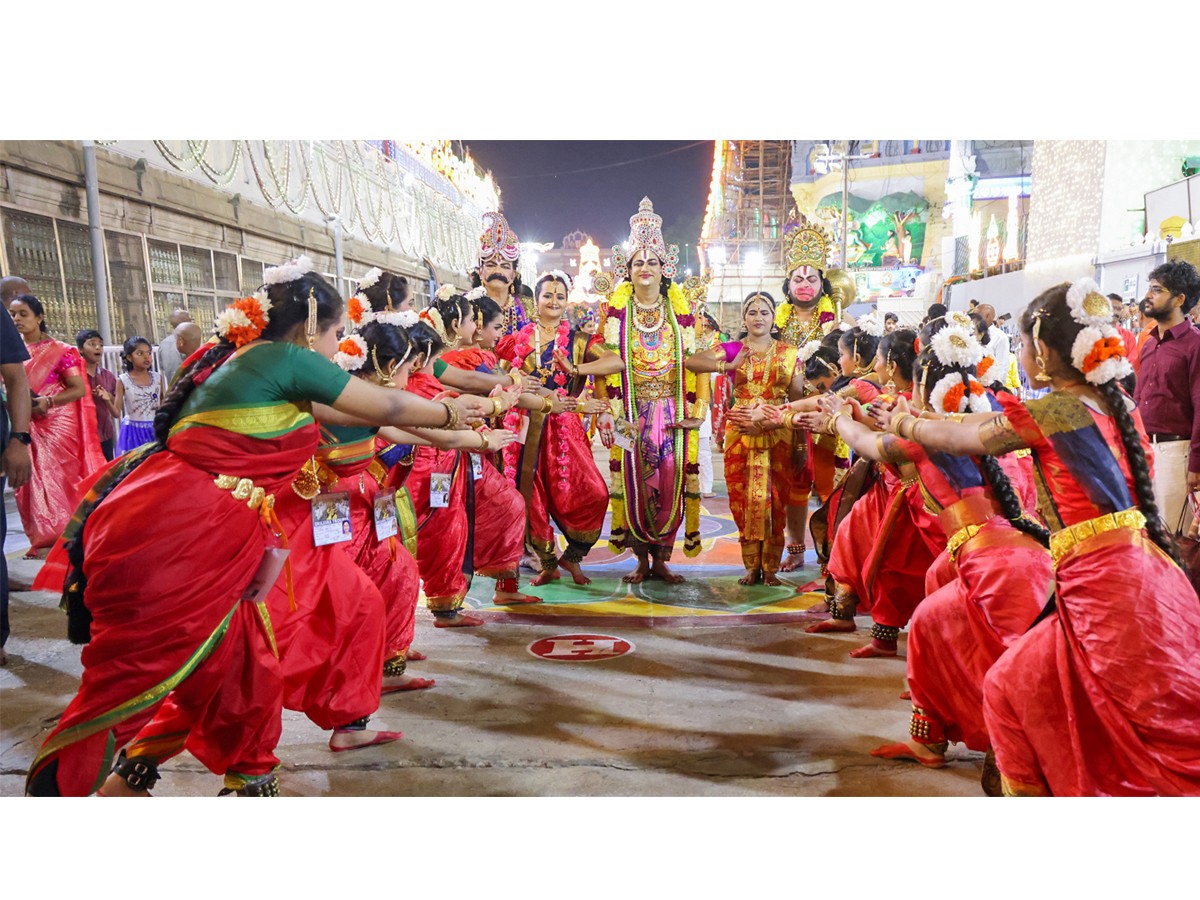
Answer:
top-left (213, 474), bottom-right (275, 512)
top-left (945, 522), bottom-right (987, 563)
top-left (631, 379), bottom-right (677, 402)
top-left (1049, 507), bottom-right (1146, 566)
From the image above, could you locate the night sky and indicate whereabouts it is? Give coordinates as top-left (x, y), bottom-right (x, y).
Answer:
top-left (463, 140), bottom-right (714, 254)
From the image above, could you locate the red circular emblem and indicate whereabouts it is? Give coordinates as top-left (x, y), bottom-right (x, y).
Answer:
top-left (527, 633), bottom-right (634, 662)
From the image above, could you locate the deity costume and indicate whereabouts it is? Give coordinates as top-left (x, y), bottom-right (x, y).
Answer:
top-left (496, 319), bottom-right (609, 572)
top-left (600, 198), bottom-right (703, 562)
top-left (982, 390), bottom-right (1200, 795)
top-left (476, 212), bottom-right (533, 337)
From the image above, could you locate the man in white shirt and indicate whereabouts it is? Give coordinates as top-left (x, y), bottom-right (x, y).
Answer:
top-left (156, 309), bottom-right (191, 378)
top-left (976, 303), bottom-right (1012, 387)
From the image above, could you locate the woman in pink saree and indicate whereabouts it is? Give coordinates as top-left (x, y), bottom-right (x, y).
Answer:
top-left (7, 295), bottom-right (105, 556)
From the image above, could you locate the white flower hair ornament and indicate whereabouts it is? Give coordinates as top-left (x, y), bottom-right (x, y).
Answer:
top-left (263, 255), bottom-right (315, 286)
top-left (798, 340), bottom-right (822, 363)
top-left (858, 311), bottom-right (885, 337)
top-left (464, 286), bottom-right (487, 302)
top-left (332, 334), bottom-right (368, 372)
top-left (1065, 277), bottom-right (1113, 328)
top-left (373, 310), bottom-right (419, 328)
top-left (928, 372), bottom-right (992, 415)
top-left (930, 323), bottom-right (986, 368)
top-left (435, 284), bottom-right (459, 302)
top-left (357, 267), bottom-right (384, 291)
top-left (540, 269), bottom-right (573, 290)
top-left (1070, 323), bottom-right (1133, 385)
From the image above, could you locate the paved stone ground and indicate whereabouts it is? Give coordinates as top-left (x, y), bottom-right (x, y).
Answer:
top-left (2, 445), bottom-right (987, 798)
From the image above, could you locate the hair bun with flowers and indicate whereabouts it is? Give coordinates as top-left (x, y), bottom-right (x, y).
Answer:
top-left (464, 286), bottom-right (487, 302)
top-left (419, 307), bottom-right (448, 342)
top-left (435, 284), bottom-right (459, 302)
top-left (333, 334), bottom-right (368, 372)
top-left (930, 320), bottom-right (986, 369)
top-left (357, 267), bottom-right (383, 292)
top-left (929, 372), bottom-right (991, 415)
top-left (857, 310), bottom-right (885, 337)
top-left (263, 255), bottom-right (315, 286)
top-left (798, 340), bottom-right (822, 363)
top-left (214, 291), bottom-right (271, 347)
top-left (1063, 277), bottom-right (1133, 385)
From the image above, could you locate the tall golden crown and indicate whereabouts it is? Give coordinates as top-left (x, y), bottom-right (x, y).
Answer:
top-left (613, 196), bottom-right (681, 281)
top-left (785, 224), bottom-right (832, 274)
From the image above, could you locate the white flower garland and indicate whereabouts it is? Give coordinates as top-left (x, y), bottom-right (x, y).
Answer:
top-left (465, 286), bottom-right (487, 301)
top-left (333, 334), bottom-right (368, 372)
top-left (214, 306), bottom-right (252, 334)
top-left (858, 310), bottom-right (885, 337)
top-left (264, 254), bottom-right (314, 285)
top-left (435, 283), bottom-right (459, 302)
top-left (373, 310), bottom-right (419, 327)
top-left (1065, 277), bottom-right (1112, 328)
top-left (928, 372), bottom-right (992, 415)
top-left (798, 340), bottom-right (822, 363)
top-left (930, 323), bottom-right (985, 368)
top-left (604, 315), bottom-right (621, 348)
top-left (357, 267), bottom-right (383, 291)
top-left (1071, 323), bottom-right (1134, 385)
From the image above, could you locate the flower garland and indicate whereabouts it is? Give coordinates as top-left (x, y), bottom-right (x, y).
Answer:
top-left (930, 322), bottom-right (986, 368)
top-left (333, 334), bottom-right (368, 372)
top-left (857, 310), bottom-right (885, 338)
top-left (976, 355), bottom-right (995, 381)
top-left (347, 294), bottom-right (367, 327)
top-left (508, 320), bottom-right (569, 391)
top-left (1063, 277), bottom-right (1133, 385)
top-left (929, 373), bottom-right (990, 415)
top-left (357, 267), bottom-right (383, 291)
top-left (215, 292), bottom-right (270, 347)
top-left (436, 284), bottom-right (459, 302)
top-left (775, 293), bottom-right (835, 332)
top-left (264, 254), bottom-right (314, 285)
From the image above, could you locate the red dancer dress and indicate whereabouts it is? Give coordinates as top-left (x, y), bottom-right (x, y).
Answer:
top-left (404, 366), bottom-right (525, 615)
top-left (26, 342), bottom-right (349, 795)
top-left (723, 340), bottom-right (799, 575)
top-left (893, 433), bottom-right (1051, 752)
top-left (496, 322), bottom-right (608, 572)
top-left (824, 381), bottom-right (946, 637)
top-left (982, 391), bottom-right (1200, 795)
top-left (15, 338), bottom-right (106, 552)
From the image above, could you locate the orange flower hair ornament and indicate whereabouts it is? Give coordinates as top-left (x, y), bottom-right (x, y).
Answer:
top-left (214, 292), bottom-right (270, 348)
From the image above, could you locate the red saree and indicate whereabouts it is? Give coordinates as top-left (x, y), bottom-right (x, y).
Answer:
top-left (16, 338), bottom-right (106, 551)
top-left (983, 391), bottom-right (1200, 795)
top-left (26, 422), bottom-right (305, 795)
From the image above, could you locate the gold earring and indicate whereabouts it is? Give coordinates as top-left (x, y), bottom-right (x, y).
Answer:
top-left (306, 287), bottom-right (318, 350)
top-left (1035, 355), bottom-right (1053, 382)
top-left (883, 360), bottom-right (897, 393)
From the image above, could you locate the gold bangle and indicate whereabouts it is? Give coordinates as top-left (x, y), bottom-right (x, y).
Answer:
top-left (909, 418), bottom-right (926, 442)
top-left (889, 411), bottom-right (913, 436)
top-left (541, 396), bottom-right (554, 414)
top-left (440, 401), bottom-right (459, 429)
top-left (782, 410), bottom-right (795, 430)
top-left (716, 359), bottom-right (727, 374)
top-left (491, 397), bottom-right (503, 416)
top-left (510, 371), bottom-right (523, 387)
top-left (477, 430), bottom-right (489, 450)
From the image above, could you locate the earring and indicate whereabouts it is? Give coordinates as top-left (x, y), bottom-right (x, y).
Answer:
top-left (883, 361), bottom-right (897, 393)
top-left (306, 287), bottom-right (318, 350)
top-left (1035, 355), bottom-right (1053, 383)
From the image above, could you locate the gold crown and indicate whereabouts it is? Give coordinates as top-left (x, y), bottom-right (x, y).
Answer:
top-left (785, 224), bottom-right (832, 274)
top-left (479, 211), bottom-right (520, 264)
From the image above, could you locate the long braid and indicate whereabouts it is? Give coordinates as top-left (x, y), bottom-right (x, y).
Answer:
top-left (978, 453), bottom-right (1050, 546)
top-left (153, 340), bottom-right (237, 445)
top-left (1095, 379), bottom-right (1183, 566)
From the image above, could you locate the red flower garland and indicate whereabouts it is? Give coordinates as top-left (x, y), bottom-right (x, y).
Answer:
top-left (1082, 336), bottom-right (1125, 374)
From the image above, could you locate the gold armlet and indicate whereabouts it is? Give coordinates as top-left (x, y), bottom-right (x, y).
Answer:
top-left (978, 415), bottom-right (1024, 455)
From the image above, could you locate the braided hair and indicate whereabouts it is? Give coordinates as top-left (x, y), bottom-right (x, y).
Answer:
top-left (913, 338), bottom-right (1050, 548)
top-left (1020, 283), bottom-right (1181, 565)
top-left (406, 319), bottom-right (446, 370)
top-left (838, 326), bottom-right (880, 374)
top-left (361, 270), bottom-right (411, 313)
top-left (428, 293), bottom-right (471, 344)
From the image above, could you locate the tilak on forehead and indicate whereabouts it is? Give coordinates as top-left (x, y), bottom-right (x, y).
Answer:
top-left (479, 211), bottom-right (520, 264)
top-left (612, 197), bottom-right (681, 282)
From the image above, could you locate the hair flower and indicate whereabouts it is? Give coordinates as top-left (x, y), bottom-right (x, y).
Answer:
top-left (357, 267), bottom-right (383, 291)
top-left (214, 293), bottom-right (270, 347)
top-left (264, 255), bottom-right (314, 285)
top-left (333, 334), bottom-right (368, 372)
top-left (930, 324), bottom-right (985, 368)
top-left (798, 340), bottom-right (822, 363)
top-left (465, 286), bottom-right (487, 301)
top-left (1065, 277), bottom-right (1113, 328)
top-left (435, 284), bottom-right (459, 302)
top-left (347, 294), bottom-right (367, 326)
top-left (1070, 323), bottom-right (1133, 385)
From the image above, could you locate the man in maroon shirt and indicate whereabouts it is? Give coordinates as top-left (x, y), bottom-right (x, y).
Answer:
top-left (1134, 260), bottom-right (1200, 535)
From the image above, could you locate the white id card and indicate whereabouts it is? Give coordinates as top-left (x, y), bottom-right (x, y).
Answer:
top-left (471, 453), bottom-right (484, 480)
top-left (241, 547), bottom-right (291, 603)
top-left (515, 414), bottom-right (530, 445)
top-left (612, 417), bottom-right (637, 452)
top-left (430, 472), bottom-right (452, 508)
top-left (373, 491), bottom-right (398, 541)
top-left (312, 491), bottom-right (352, 546)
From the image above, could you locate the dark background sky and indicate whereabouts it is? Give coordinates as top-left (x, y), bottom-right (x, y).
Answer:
top-left (463, 141), bottom-right (714, 257)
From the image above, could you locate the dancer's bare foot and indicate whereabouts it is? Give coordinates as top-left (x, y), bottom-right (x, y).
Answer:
top-left (493, 589), bottom-right (542, 605)
top-left (405, 649), bottom-right (427, 662)
top-left (97, 772), bottom-right (151, 797)
top-left (737, 569), bottom-right (760, 586)
top-left (560, 559), bottom-right (592, 585)
top-left (650, 558), bottom-right (685, 584)
top-left (433, 611), bottom-right (485, 628)
top-left (805, 618), bottom-right (856, 634)
top-left (531, 569), bottom-right (560, 587)
top-left (849, 640), bottom-right (898, 658)
top-left (870, 739), bottom-right (946, 768)
top-left (623, 558), bottom-right (652, 584)
top-left (381, 673), bottom-right (436, 693)
top-left (779, 549), bottom-right (805, 572)
top-left (328, 728), bottom-right (404, 752)
top-left (762, 572), bottom-right (783, 586)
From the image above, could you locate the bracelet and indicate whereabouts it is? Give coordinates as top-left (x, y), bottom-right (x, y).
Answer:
top-left (477, 430), bottom-right (489, 450)
top-left (889, 411), bottom-right (914, 436)
top-left (440, 401), bottom-right (459, 429)
top-left (510, 371), bottom-right (523, 387)
top-left (782, 410), bottom-right (796, 430)
top-left (541, 396), bottom-right (554, 414)
top-left (827, 408), bottom-right (850, 435)
top-left (716, 359), bottom-right (727, 374)
top-left (490, 397), bottom-right (503, 416)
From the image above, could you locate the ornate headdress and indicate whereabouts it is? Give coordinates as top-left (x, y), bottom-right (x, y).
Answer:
top-left (926, 314), bottom-right (991, 415)
top-left (478, 211), bottom-right (520, 265)
top-left (785, 224), bottom-right (831, 275)
top-left (1063, 277), bottom-right (1133, 385)
top-left (612, 197), bottom-right (680, 282)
